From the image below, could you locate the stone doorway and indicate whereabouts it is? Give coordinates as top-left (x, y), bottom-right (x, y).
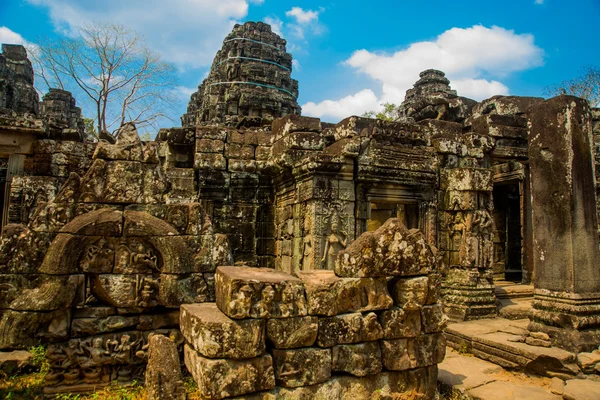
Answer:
top-left (493, 182), bottom-right (522, 282)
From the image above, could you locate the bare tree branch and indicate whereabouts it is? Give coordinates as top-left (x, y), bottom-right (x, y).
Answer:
top-left (32, 22), bottom-right (178, 140)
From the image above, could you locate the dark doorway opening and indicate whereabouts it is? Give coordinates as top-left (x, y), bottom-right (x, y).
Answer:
top-left (493, 183), bottom-right (522, 282)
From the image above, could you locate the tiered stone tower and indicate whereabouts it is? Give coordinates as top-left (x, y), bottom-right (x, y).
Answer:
top-left (0, 44), bottom-right (39, 115)
top-left (182, 22), bottom-right (301, 126)
top-left (398, 69), bottom-right (476, 123)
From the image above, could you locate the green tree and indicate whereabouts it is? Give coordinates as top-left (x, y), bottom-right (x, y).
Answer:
top-left (361, 102), bottom-right (399, 121)
top-left (31, 22), bottom-right (178, 140)
top-left (543, 65), bottom-right (600, 107)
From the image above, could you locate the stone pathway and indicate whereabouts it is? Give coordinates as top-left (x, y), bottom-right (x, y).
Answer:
top-left (439, 348), bottom-right (600, 399)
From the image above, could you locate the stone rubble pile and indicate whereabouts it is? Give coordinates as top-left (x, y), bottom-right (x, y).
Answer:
top-left (181, 218), bottom-right (447, 399)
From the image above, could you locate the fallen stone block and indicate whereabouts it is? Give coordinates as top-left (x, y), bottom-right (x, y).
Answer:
top-left (296, 270), bottom-right (393, 316)
top-left (184, 344), bottom-right (275, 400)
top-left (215, 266), bottom-right (307, 319)
top-left (180, 303), bottom-right (265, 359)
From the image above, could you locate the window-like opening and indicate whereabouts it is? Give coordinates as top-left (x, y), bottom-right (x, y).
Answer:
top-left (173, 144), bottom-right (194, 169)
top-left (493, 183), bottom-right (522, 282)
top-left (367, 202), bottom-right (419, 232)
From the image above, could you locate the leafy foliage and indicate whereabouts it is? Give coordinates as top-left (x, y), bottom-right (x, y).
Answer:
top-left (361, 102), bottom-right (400, 121)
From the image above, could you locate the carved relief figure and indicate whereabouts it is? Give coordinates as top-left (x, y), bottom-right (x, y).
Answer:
top-left (302, 212), bottom-right (314, 270)
top-left (254, 284), bottom-right (275, 317)
top-left (321, 212), bottom-right (347, 270)
top-left (80, 238), bottom-right (113, 272)
top-left (229, 284), bottom-right (253, 318)
top-left (450, 212), bottom-right (466, 266)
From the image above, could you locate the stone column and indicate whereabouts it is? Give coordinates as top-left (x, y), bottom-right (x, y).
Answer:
top-left (527, 95), bottom-right (600, 352)
top-left (434, 128), bottom-right (497, 321)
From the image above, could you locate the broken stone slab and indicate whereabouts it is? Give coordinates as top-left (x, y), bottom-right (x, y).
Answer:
top-left (317, 312), bottom-right (383, 347)
top-left (145, 334), bottom-right (186, 400)
top-left (438, 348), bottom-right (502, 391)
top-left (272, 347), bottom-right (331, 388)
top-left (215, 266), bottom-right (307, 319)
top-left (0, 350), bottom-right (34, 375)
top-left (378, 307), bottom-right (421, 339)
top-left (296, 270), bottom-right (393, 316)
top-left (180, 303), bottom-right (265, 359)
top-left (334, 218), bottom-right (436, 278)
top-left (266, 316), bottom-right (318, 349)
top-left (184, 344), bottom-right (275, 400)
top-left (71, 315), bottom-right (140, 337)
top-left (563, 379), bottom-right (600, 400)
top-left (576, 350), bottom-right (600, 374)
top-left (332, 341), bottom-right (382, 377)
top-left (381, 333), bottom-right (446, 371)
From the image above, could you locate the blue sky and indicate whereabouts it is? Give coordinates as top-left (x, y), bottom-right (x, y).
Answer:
top-left (1, 0), bottom-right (599, 127)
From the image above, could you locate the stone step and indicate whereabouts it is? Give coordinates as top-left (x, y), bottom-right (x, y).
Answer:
top-left (445, 317), bottom-right (580, 379)
top-left (494, 282), bottom-right (534, 299)
top-left (439, 348), bottom-right (562, 400)
top-left (498, 298), bottom-right (532, 320)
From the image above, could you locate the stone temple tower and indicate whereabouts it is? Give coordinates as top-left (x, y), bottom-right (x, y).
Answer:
top-left (182, 21), bottom-right (301, 126)
top-left (397, 69), bottom-right (477, 123)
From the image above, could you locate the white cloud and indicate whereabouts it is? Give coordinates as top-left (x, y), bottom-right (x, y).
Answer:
top-left (0, 26), bottom-right (39, 57)
top-left (302, 89), bottom-right (380, 120)
top-left (302, 25), bottom-right (543, 121)
top-left (264, 16), bottom-right (283, 37)
top-left (25, 0), bottom-right (256, 68)
top-left (285, 7), bottom-right (320, 24)
top-left (0, 26), bottom-right (30, 46)
top-left (172, 85), bottom-right (197, 100)
top-left (292, 59), bottom-right (301, 72)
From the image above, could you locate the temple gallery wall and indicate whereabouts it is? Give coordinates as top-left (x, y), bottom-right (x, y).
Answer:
top-left (1, 21), bottom-right (600, 398)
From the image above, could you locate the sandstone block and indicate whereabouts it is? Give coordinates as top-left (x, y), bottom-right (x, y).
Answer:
top-left (381, 333), bottom-right (446, 371)
top-left (266, 316), bottom-right (318, 349)
top-left (390, 276), bottom-right (429, 310)
top-left (184, 345), bottom-right (275, 400)
top-left (146, 335), bottom-right (186, 400)
top-left (297, 270), bottom-right (393, 316)
top-left (272, 347), bottom-right (331, 388)
top-left (215, 266), bottom-right (307, 319)
top-left (317, 312), bottom-right (383, 347)
top-left (272, 115), bottom-right (321, 138)
top-left (440, 168), bottom-right (492, 191)
top-left (420, 304), bottom-right (448, 333)
top-left (332, 341), bottom-right (382, 377)
top-left (181, 303), bottom-right (265, 359)
top-left (378, 307), bottom-right (421, 339)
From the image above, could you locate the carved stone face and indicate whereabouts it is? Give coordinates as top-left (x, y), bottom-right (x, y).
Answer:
top-left (261, 285), bottom-right (275, 303)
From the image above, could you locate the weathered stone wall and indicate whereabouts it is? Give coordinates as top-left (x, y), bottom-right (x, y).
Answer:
top-left (181, 218), bottom-right (445, 399)
top-left (0, 124), bottom-right (233, 394)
